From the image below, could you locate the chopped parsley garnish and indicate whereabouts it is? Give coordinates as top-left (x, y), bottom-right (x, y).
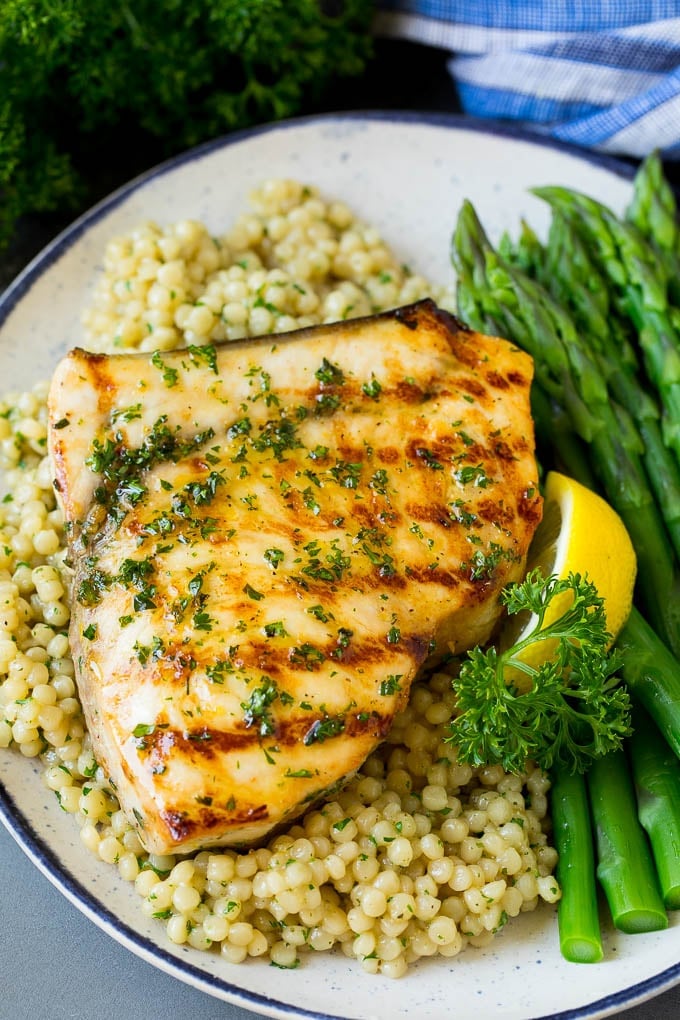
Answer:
top-left (193, 610), bottom-right (215, 632)
top-left (183, 470), bottom-right (225, 506)
top-left (264, 547), bottom-right (285, 569)
top-left (86, 416), bottom-right (216, 519)
top-left (362, 376), bottom-right (382, 399)
top-left (303, 714), bottom-right (345, 745)
top-left (315, 358), bottom-right (345, 385)
top-left (307, 604), bottom-right (332, 622)
top-left (187, 343), bottom-right (218, 374)
top-left (455, 463), bottom-right (490, 488)
top-left (289, 642), bottom-right (325, 670)
top-left (380, 674), bottom-right (403, 696)
top-left (76, 568), bottom-right (112, 607)
top-left (329, 460), bottom-right (362, 489)
top-left (314, 392), bottom-right (341, 415)
top-left (251, 416), bottom-right (302, 460)
top-left (150, 351), bottom-right (179, 387)
top-left (241, 678), bottom-right (283, 736)
top-left (449, 500), bottom-right (478, 527)
top-left (264, 620), bottom-right (289, 638)
top-left (467, 543), bottom-right (519, 581)
top-left (227, 416), bottom-right (252, 441)
top-left (206, 657), bottom-right (237, 683)
top-left (111, 403), bottom-right (143, 423)
top-left (301, 539), bottom-right (351, 582)
top-left (415, 447), bottom-right (444, 470)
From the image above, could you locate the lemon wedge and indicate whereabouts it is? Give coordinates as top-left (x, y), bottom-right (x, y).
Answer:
top-left (501, 470), bottom-right (637, 671)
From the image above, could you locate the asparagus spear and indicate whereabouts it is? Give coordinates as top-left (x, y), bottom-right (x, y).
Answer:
top-left (626, 151), bottom-right (680, 260)
top-left (498, 218), bottom-right (544, 276)
top-left (451, 203), bottom-right (680, 656)
top-left (529, 383), bottom-right (598, 491)
top-left (625, 293), bottom-right (680, 461)
top-left (454, 203), bottom-right (607, 442)
top-left (587, 749), bottom-right (668, 933)
top-left (616, 607), bottom-right (680, 761)
top-left (626, 152), bottom-right (680, 310)
top-left (538, 211), bottom-right (680, 560)
top-left (628, 703), bottom-right (680, 910)
top-left (541, 209), bottom-right (638, 373)
top-left (533, 185), bottom-right (669, 312)
top-left (550, 766), bottom-right (604, 962)
top-left (532, 185), bottom-right (680, 463)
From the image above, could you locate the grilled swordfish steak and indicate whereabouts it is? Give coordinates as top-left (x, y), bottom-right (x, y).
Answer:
top-left (48, 299), bottom-right (541, 855)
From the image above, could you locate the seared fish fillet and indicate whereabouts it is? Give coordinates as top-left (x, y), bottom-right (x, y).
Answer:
top-left (48, 300), bottom-right (541, 855)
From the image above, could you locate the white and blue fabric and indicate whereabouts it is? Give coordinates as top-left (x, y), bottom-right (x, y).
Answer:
top-left (374, 2), bottom-right (680, 158)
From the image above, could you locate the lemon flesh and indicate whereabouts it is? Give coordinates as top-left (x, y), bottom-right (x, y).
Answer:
top-left (501, 471), bottom-right (637, 669)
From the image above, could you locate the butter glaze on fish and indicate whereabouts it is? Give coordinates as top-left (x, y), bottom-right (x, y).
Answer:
top-left (48, 300), bottom-right (541, 854)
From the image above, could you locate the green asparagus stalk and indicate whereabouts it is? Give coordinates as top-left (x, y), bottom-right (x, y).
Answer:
top-left (451, 203), bottom-right (680, 655)
top-left (626, 152), bottom-right (680, 309)
top-left (628, 703), bottom-right (680, 910)
top-left (541, 209), bottom-right (638, 373)
top-left (532, 185), bottom-right (680, 463)
top-left (587, 750), bottom-right (668, 933)
top-left (538, 211), bottom-right (680, 560)
top-left (453, 203), bottom-right (606, 441)
top-left (626, 151), bottom-right (680, 259)
top-left (625, 292), bottom-right (680, 460)
top-left (616, 607), bottom-right (680, 761)
top-left (529, 383), bottom-right (598, 491)
top-left (498, 218), bottom-right (544, 276)
top-left (532, 185), bottom-right (669, 312)
top-left (550, 766), bottom-right (604, 962)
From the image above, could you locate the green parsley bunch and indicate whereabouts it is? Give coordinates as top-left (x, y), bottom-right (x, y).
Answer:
top-left (448, 570), bottom-right (632, 774)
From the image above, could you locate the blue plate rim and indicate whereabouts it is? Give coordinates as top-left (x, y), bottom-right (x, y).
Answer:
top-left (0, 109), bottom-right (673, 1020)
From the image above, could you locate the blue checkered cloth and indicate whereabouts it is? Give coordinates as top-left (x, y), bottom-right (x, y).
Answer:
top-left (374, 2), bottom-right (680, 158)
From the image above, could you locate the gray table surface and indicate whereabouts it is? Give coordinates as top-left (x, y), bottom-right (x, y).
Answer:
top-left (1, 819), bottom-right (679, 1020)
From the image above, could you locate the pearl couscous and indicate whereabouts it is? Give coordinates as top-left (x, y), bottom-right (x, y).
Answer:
top-left (0, 180), bottom-right (559, 976)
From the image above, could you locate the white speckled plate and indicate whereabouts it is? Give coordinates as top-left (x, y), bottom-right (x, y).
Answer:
top-left (0, 112), bottom-right (678, 1020)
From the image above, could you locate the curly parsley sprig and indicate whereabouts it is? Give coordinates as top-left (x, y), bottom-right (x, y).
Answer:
top-left (447, 570), bottom-right (632, 774)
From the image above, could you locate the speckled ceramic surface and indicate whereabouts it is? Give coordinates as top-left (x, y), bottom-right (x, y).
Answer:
top-left (0, 112), bottom-right (678, 1020)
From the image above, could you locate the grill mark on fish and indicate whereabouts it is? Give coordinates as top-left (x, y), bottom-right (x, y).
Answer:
top-left (376, 446), bottom-right (400, 464)
top-left (518, 489), bottom-right (543, 524)
top-left (474, 498), bottom-right (516, 526)
top-left (485, 370), bottom-right (510, 390)
top-left (395, 379), bottom-right (433, 404)
top-left (159, 801), bottom-right (273, 844)
top-left (404, 564), bottom-right (467, 589)
top-left (456, 377), bottom-right (488, 400)
top-left (141, 709), bottom-right (396, 766)
top-left (404, 501), bottom-right (456, 529)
